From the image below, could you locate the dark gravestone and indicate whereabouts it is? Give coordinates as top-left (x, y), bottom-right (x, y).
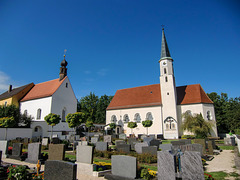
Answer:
top-left (25, 143), bottom-right (41, 163)
top-left (111, 155), bottom-right (137, 179)
top-left (9, 143), bottom-right (22, 160)
top-left (135, 142), bottom-right (148, 154)
top-left (157, 134), bottom-right (164, 139)
top-left (52, 137), bottom-right (60, 144)
top-left (207, 141), bottom-right (214, 155)
top-left (112, 134), bottom-right (118, 139)
top-left (48, 144), bottom-right (65, 160)
top-left (179, 139), bottom-right (192, 145)
top-left (142, 146), bottom-right (158, 156)
top-left (115, 140), bottom-right (126, 147)
top-left (159, 144), bottom-right (172, 151)
top-left (149, 139), bottom-right (161, 148)
top-left (194, 139), bottom-right (206, 154)
top-left (0, 150), bottom-right (2, 165)
top-left (181, 151), bottom-right (205, 180)
top-left (157, 151), bottom-right (175, 180)
top-left (180, 144), bottom-right (203, 156)
top-left (230, 137), bottom-right (236, 146)
top-left (0, 140), bottom-right (9, 158)
top-left (45, 160), bottom-right (77, 180)
top-left (96, 142), bottom-right (108, 151)
top-left (117, 144), bottom-right (131, 153)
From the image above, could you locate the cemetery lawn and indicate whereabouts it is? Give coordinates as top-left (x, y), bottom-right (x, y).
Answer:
top-left (218, 145), bottom-right (235, 150)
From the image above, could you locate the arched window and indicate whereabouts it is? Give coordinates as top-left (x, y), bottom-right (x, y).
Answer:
top-left (24, 110), bottom-right (28, 116)
top-left (34, 127), bottom-right (38, 132)
top-left (146, 112), bottom-right (153, 121)
top-left (37, 109), bottom-right (41, 120)
top-left (165, 77), bottom-right (168, 82)
top-left (164, 68), bottom-right (167, 74)
top-left (207, 111), bottom-right (212, 120)
top-left (62, 108), bottom-right (66, 122)
top-left (111, 115), bottom-right (117, 123)
top-left (134, 113), bottom-right (141, 123)
top-left (123, 114), bottom-right (130, 123)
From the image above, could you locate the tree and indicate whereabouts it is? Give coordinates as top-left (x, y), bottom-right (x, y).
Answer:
top-left (142, 120), bottom-right (153, 135)
top-left (86, 120), bottom-right (94, 142)
top-left (44, 113), bottom-right (61, 141)
top-left (181, 111), bottom-right (213, 138)
top-left (109, 122), bottom-right (116, 130)
top-left (96, 95), bottom-right (113, 124)
top-left (66, 112), bottom-right (85, 139)
top-left (0, 105), bottom-right (20, 127)
top-left (127, 122), bottom-right (137, 135)
top-left (0, 117), bottom-right (16, 140)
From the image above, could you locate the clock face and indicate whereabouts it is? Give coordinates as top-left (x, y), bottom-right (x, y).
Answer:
top-left (162, 60), bottom-right (167, 66)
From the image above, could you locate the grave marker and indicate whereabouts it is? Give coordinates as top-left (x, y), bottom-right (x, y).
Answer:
top-left (25, 143), bottom-right (41, 163)
top-left (157, 151), bottom-right (175, 180)
top-left (0, 140), bottom-right (8, 158)
top-left (135, 142), bottom-right (148, 154)
top-left (96, 142), bottom-right (108, 151)
top-left (119, 133), bottom-right (127, 140)
top-left (159, 144), bottom-right (172, 151)
top-left (142, 146), bottom-right (158, 156)
top-left (117, 144), bottom-right (131, 153)
top-left (10, 143), bottom-right (23, 160)
top-left (42, 138), bottom-right (48, 146)
top-left (76, 145), bottom-right (94, 164)
top-left (48, 144), bottom-right (65, 161)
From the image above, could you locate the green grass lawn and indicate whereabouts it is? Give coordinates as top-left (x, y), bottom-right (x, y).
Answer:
top-left (218, 145), bottom-right (235, 150)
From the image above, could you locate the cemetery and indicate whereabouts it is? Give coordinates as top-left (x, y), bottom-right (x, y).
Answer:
top-left (0, 133), bottom-right (239, 180)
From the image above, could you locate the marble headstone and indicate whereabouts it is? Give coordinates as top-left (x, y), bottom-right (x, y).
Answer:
top-left (25, 143), bottom-right (41, 163)
top-left (76, 145), bottom-right (94, 164)
top-left (42, 138), bottom-right (49, 146)
top-left (111, 155), bottom-right (137, 179)
top-left (95, 142), bottom-right (108, 151)
top-left (157, 151), bottom-right (175, 180)
top-left (181, 151), bottom-right (204, 180)
top-left (0, 140), bottom-right (8, 158)
top-left (45, 160), bottom-right (77, 180)
top-left (135, 142), bottom-right (149, 154)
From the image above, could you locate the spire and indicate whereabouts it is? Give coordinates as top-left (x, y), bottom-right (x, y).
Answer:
top-left (59, 54), bottom-right (68, 81)
top-left (160, 27), bottom-right (173, 60)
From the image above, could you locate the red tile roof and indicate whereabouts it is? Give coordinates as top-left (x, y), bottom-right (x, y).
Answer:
top-left (107, 84), bottom-right (212, 110)
top-left (21, 77), bottom-right (66, 102)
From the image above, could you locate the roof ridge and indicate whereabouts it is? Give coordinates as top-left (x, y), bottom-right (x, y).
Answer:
top-left (118, 84), bottom-right (160, 91)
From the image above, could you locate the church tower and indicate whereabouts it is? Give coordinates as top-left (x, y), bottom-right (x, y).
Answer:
top-left (159, 28), bottom-right (178, 139)
top-left (59, 55), bottom-right (68, 81)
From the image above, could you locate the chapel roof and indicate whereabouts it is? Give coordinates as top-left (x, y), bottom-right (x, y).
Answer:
top-left (107, 84), bottom-right (213, 110)
top-left (0, 83), bottom-right (34, 101)
top-left (20, 77), bottom-right (67, 102)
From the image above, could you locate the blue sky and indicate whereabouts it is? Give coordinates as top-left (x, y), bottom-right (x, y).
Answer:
top-left (0, 0), bottom-right (239, 99)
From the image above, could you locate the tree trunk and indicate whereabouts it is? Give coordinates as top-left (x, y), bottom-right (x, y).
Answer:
top-left (147, 127), bottom-right (148, 135)
top-left (51, 126), bottom-right (53, 143)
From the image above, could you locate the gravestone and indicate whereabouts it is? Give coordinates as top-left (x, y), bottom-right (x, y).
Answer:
top-left (96, 142), bottom-right (108, 151)
top-left (142, 146), bottom-right (158, 156)
top-left (224, 137), bottom-right (232, 145)
top-left (104, 135), bottom-right (112, 144)
top-left (91, 137), bottom-right (99, 144)
top-left (135, 142), bottom-right (149, 154)
top-left (42, 138), bottom-right (49, 146)
top-left (143, 137), bottom-right (154, 145)
top-left (159, 144), bottom-right (172, 151)
top-left (75, 135), bottom-right (80, 141)
top-left (48, 144), bottom-right (65, 160)
top-left (181, 151), bottom-right (204, 180)
top-left (193, 139), bottom-right (207, 154)
top-left (149, 139), bottom-right (161, 148)
top-left (52, 137), bottom-right (60, 144)
top-left (207, 141), bottom-right (214, 155)
top-left (209, 140), bottom-right (216, 149)
top-left (128, 137), bottom-right (138, 150)
top-left (179, 139), bottom-right (192, 145)
top-left (157, 151), bottom-right (175, 180)
top-left (117, 144), bottom-right (131, 153)
top-left (119, 133), bottom-right (127, 140)
top-left (111, 155), bottom-right (137, 179)
top-left (73, 141), bottom-right (81, 150)
top-left (10, 143), bottom-right (23, 160)
top-left (138, 134), bottom-right (143, 139)
top-left (79, 141), bottom-right (88, 146)
top-left (171, 141), bottom-right (186, 146)
top-left (0, 140), bottom-right (8, 158)
top-left (180, 144), bottom-right (203, 156)
top-left (32, 137), bottom-right (38, 142)
top-left (76, 145), bottom-right (94, 164)
top-left (141, 134), bottom-right (147, 140)
top-left (45, 160), bottom-right (77, 180)
top-left (25, 143), bottom-right (41, 163)
top-left (115, 140), bottom-right (125, 146)
top-left (157, 134), bottom-right (164, 139)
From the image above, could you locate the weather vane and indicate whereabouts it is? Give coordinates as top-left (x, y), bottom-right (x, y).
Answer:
top-left (161, 25), bottom-right (165, 30)
top-left (64, 49), bottom-right (67, 57)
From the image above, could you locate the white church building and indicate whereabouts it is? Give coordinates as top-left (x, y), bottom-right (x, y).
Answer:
top-left (20, 56), bottom-right (77, 139)
top-left (106, 29), bottom-right (218, 139)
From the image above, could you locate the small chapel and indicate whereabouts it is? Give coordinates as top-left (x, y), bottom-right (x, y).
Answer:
top-left (106, 29), bottom-right (218, 139)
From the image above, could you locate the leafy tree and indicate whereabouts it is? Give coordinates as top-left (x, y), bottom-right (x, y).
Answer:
top-left (142, 120), bottom-right (153, 135)
top-left (66, 112), bottom-right (85, 139)
top-left (96, 95), bottom-right (113, 124)
top-left (19, 114), bottom-right (32, 128)
top-left (86, 120), bottom-right (94, 142)
top-left (0, 116), bottom-right (16, 140)
top-left (44, 113), bottom-right (61, 141)
top-left (181, 111), bottom-right (213, 138)
top-left (0, 105), bottom-right (20, 127)
top-left (127, 122), bottom-right (137, 135)
top-left (109, 122), bottom-right (116, 130)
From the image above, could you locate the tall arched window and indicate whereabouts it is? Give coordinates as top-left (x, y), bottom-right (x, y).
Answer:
top-left (146, 112), bottom-right (153, 121)
top-left (111, 115), bottom-right (117, 123)
top-left (37, 109), bottom-right (41, 120)
top-left (123, 114), bottom-right (130, 123)
top-left (62, 108), bottom-right (66, 122)
top-left (164, 68), bottom-right (167, 74)
top-left (207, 111), bottom-right (212, 120)
top-left (134, 113), bottom-right (141, 123)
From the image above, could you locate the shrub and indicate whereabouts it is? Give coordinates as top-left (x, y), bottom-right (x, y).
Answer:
top-left (181, 135), bottom-right (195, 139)
top-left (7, 165), bottom-right (29, 180)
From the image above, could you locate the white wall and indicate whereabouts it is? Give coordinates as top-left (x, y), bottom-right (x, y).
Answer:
top-left (106, 106), bottom-right (163, 136)
top-left (0, 128), bottom-right (32, 140)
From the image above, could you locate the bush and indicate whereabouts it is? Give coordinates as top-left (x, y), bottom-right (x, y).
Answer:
top-left (181, 135), bottom-right (195, 139)
top-left (7, 165), bottom-right (30, 180)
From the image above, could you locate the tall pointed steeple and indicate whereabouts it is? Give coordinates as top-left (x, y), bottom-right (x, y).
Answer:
top-left (59, 55), bottom-right (68, 81)
top-left (160, 28), bottom-right (172, 60)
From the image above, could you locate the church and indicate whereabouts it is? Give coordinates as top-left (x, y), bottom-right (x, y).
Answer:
top-left (106, 29), bottom-right (218, 139)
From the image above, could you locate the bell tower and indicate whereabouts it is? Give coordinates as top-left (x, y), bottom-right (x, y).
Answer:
top-left (59, 55), bottom-right (68, 81)
top-left (159, 28), bottom-right (178, 139)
